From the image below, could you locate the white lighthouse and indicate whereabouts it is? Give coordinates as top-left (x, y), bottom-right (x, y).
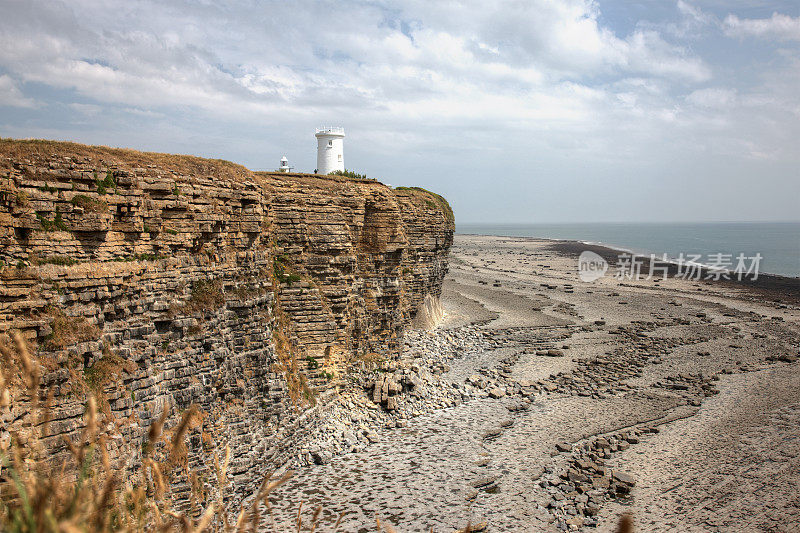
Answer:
top-left (315, 127), bottom-right (345, 175)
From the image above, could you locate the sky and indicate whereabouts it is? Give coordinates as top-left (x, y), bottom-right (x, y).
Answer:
top-left (1, 0), bottom-right (798, 224)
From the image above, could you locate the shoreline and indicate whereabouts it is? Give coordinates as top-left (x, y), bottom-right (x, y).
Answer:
top-left (263, 234), bottom-right (800, 532)
top-left (543, 238), bottom-right (800, 306)
top-left (460, 232), bottom-right (800, 305)
top-left (456, 230), bottom-right (800, 280)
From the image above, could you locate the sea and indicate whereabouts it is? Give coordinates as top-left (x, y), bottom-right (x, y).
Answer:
top-left (456, 222), bottom-right (800, 278)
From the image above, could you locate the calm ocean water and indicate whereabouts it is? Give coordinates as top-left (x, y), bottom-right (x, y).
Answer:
top-left (456, 222), bottom-right (800, 278)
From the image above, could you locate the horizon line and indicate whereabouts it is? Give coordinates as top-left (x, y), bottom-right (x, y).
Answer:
top-left (455, 220), bottom-right (800, 226)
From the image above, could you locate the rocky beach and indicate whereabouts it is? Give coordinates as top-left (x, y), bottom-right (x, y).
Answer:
top-left (2, 141), bottom-right (798, 531)
top-left (3, 2), bottom-right (800, 531)
top-left (268, 234), bottom-right (800, 532)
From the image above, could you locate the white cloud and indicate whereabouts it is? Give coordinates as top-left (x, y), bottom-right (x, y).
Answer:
top-left (68, 103), bottom-right (102, 115)
top-left (0, 0), bottom-right (714, 127)
top-left (686, 88), bottom-right (737, 108)
top-left (677, 1), bottom-right (711, 25)
top-left (667, 1), bottom-right (718, 38)
top-left (620, 29), bottom-right (710, 82)
top-left (0, 0), bottom-right (798, 223)
top-left (724, 12), bottom-right (800, 41)
top-left (0, 75), bottom-right (35, 108)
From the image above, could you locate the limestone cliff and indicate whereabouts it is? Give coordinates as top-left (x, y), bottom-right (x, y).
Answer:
top-left (0, 139), bottom-right (453, 501)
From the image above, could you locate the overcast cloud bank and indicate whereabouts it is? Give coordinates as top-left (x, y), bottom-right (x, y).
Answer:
top-left (1, 0), bottom-right (798, 223)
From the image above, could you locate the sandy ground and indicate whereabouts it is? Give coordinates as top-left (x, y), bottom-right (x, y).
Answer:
top-left (267, 235), bottom-right (800, 532)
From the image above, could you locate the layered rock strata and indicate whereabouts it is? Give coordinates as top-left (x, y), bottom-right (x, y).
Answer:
top-left (0, 139), bottom-right (453, 501)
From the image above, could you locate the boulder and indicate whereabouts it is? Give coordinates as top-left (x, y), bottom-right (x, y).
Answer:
top-left (612, 471), bottom-right (636, 486)
top-left (488, 387), bottom-right (506, 399)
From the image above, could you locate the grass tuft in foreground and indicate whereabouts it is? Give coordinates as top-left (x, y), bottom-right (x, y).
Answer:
top-left (0, 331), bottom-right (306, 532)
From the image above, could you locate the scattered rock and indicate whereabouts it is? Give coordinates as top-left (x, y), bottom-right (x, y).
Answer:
top-left (311, 450), bottom-right (332, 465)
top-left (612, 471), bottom-right (636, 486)
top-left (482, 429), bottom-right (502, 441)
top-left (454, 521), bottom-right (487, 532)
top-left (471, 475), bottom-right (498, 489)
top-left (488, 387), bottom-right (506, 399)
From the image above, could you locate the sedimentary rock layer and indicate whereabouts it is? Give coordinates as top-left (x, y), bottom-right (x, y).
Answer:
top-left (0, 139), bottom-right (453, 501)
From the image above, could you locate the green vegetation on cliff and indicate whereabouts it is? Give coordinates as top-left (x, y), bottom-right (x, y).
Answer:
top-left (328, 169), bottom-right (371, 180)
top-left (395, 186), bottom-right (454, 223)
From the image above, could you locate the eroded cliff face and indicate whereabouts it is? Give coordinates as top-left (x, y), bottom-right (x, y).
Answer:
top-left (0, 139), bottom-right (453, 501)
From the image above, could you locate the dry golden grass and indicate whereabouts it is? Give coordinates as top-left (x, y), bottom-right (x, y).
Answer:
top-left (41, 307), bottom-right (101, 351)
top-left (70, 194), bottom-right (109, 213)
top-left (0, 138), bottom-right (251, 184)
top-left (254, 171), bottom-right (385, 189)
top-left (394, 187), bottom-right (454, 224)
top-left (271, 308), bottom-right (314, 407)
top-left (15, 191), bottom-right (29, 207)
top-left (0, 264), bottom-right (34, 281)
top-left (0, 331), bottom-right (308, 532)
top-left (616, 514), bottom-right (634, 533)
top-left (0, 329), bottom-right (350, 532)
top-left (182, 280), bottom-right (226, 316)
top-left (267, 254), bottom-right (316, 406)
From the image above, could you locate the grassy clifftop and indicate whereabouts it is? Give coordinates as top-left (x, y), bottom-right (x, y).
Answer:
top-left (394, 186), bottom-right (455, 224)
top-left (0, 138), bottom-right (251, 184)
top-left (1, 140), bottom-right (454, 226)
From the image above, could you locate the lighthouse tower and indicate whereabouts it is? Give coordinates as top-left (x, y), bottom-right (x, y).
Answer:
top-left (315, 127), bottom-right (345, 175)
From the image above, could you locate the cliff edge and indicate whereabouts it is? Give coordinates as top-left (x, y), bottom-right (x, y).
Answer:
top-left (0, 139), bottom-right (453, 501)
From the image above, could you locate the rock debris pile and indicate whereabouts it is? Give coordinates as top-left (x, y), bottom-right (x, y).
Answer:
top-left (542, 428), bottom-right (658, 530)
